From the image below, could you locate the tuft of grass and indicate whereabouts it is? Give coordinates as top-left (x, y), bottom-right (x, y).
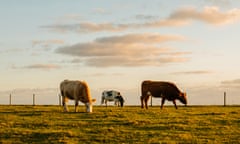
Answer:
top-left (0, 105), bottom-right (240, 143)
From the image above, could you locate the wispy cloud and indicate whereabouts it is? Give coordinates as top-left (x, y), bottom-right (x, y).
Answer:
top-left (41, 6), bottom-right (240, 33)
top-left (135, 14), bottom-right (159, 20)
top-left (171, 70), bottom-right (213, 75)
top-left (55, 33), bottom-right (190, 67)
top-left (92, 8), bottom-right (110, 15)
top-left (22, 64), bottom-right (61, 70)
top-left (58, 14), bottom-right (83, 21)
top-left (32, 39), bottom-right (65, 48)
top-left (40, 18), bottom-right (187, 33)
top-left (0, 48), bottom-right (24, 53)
top-left (169, 6), bottom-right (240, 25)
top-left (86, 72), bottom-right (125, 77)
top-left (204, 0), bottom-right (231, 8)
top-left (221, 79), bottom-right (240, 88)
top-left (95, 33), bottom-right (185, 44)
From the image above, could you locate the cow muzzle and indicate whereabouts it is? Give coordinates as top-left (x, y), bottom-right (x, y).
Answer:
top-left (85, 103), bottom-right (93, 113)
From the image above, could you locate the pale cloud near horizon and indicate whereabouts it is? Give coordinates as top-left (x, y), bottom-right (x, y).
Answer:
top-left (22, 64), bottom-right (60, 70)
top-left (9, 64), bottom-right (60, 71)
top-left (221, 79), bottom-right (240, 88)
top-left (0, 48), bottom-right (24, 53)
top-left (41, 6), bottom-right (240, 33)
top-left (171, 70), bottom-right (213, 75)
top-left (84, 57), bottom-right (188, 67)
top-left (55, 33), bottom-right (190, 67)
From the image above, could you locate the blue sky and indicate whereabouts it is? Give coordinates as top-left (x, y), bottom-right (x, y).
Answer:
top-left (1, 0), bottom-right (240, 105)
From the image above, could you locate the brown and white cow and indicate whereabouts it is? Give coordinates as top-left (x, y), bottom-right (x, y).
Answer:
top-left (140, 80), bottom-right (187, 109)
top-left (60, 80), bottom-right (96, 113)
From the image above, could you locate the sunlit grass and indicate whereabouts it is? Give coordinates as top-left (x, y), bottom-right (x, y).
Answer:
top-left (0, 105), bottom-right (240, 143)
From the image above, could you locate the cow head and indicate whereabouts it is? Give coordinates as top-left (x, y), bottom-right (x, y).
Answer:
top-left (178, 92), bottom-right (187, 105)
top-left (116, 95), bottom-right (125, 107)
top-left (85, 99), bottom-right (96, 113)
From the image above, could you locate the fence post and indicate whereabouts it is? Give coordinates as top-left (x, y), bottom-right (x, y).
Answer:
top-left (59, 94), bottom-right (61, 106)
top-left (9, 94), bottom-right (12, 105)
top-left (150, 96), bottom-right (152, 107)
top-left (33, 94), bottom-right (35, 106)
top-left (224, 92), bottom-right (226, 106)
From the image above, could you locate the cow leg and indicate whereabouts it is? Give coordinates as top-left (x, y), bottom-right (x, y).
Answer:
top-left (115, 100), bottom-right (117, 106)
top-left (75, 100), bottom-right (79, 112)
top-left (161, 98), bottom-right (166, 109)
top-left (140, 96), bottom-right (144, 108)
top-left (116, 100), bottom-right (120, 107)
top-left (62, 96), bottom-right (68, 112)
top-left (105, 100), bottom-right (107, 107)
top-left (145, 95), bottom-right (150, 109)
top-left (101, 97), bottom-right (104, 105)
top-left (173, 100), bottom-right (178, 109)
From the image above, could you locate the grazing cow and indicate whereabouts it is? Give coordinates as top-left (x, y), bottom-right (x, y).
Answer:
top-left (140, 80), bottom-right (187, 109)
top-left (60, 80), bottom-right (96, 113)
top-left (101, 90), bottom-right (125, 107)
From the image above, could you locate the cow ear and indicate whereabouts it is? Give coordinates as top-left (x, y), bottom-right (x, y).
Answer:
top-left (92, 99), bottom-right (96, 103)
top-left (181, 92), bottom-right (186, 96)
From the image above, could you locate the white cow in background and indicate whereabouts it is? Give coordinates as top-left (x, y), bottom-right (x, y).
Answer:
top-left (101, 90), bottom-right (125, 107)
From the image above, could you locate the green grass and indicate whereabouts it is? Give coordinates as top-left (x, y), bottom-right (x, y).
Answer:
top-left (0, 105), bottom-right (240, 143)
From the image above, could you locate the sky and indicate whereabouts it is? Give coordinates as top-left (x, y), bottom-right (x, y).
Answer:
top-left (1, 0), bottom-right (240, 106)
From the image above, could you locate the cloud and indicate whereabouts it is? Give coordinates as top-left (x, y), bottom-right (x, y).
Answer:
top-left (171, 70), bottom-right (213, 75)
top-left (41, 19), bottom-right (188, 33)
top-left (22, 64), bottom-right (61, 70)
top-left (83, 56), bottom-right (189, 67)
top-left (0, 48), bottom-right (24, 53)
top-left (135, 14), bottom-right (159, 20)
top-left (41, 6), bottom-right (240, 33)
top-left (221, 79), bottom-right (240, 88)
top-left (56, 33), bottom-right (185, 57)
top-left (41, 22), bottom-right (127, 33)
top-left (95, 33), bottom-right (185, 44)
top-left (86, 72), bottom-right (125, 77)
top-left (55, 33), bottom-right (190, 67)
top-left (32, 39), bottom-right (65, 48)
top-left (92, 8), bottom-right (109, 15)
top-left (58, 14), bottom-right (83, 21)
top-left (169, 6), bottom-right (240, 25)
top-left (204, 0), bottom-right (231, 7)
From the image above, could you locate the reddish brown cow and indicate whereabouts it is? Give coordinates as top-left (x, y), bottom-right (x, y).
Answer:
top-left (140, 80), bottom-right (187, 109)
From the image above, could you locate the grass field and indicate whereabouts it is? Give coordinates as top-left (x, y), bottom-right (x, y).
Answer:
top-left (0, 105), bottom-right (240, 143)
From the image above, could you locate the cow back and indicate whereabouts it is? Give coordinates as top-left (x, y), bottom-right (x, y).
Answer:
top-left (142, 81), bottom-right (182, 100)
top-left (60, 80), bottom-right (92, 103)
top-left (102, 90), bottom-right (120, 101)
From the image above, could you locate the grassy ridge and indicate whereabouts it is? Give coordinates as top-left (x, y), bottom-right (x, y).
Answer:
top-left (0, 105), bottom-right (240, 143)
